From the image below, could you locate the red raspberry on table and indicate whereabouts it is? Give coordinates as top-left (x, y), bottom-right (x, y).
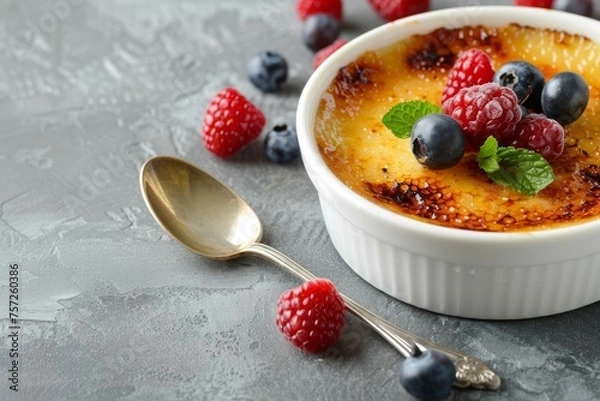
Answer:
top-left (506, 114), bottom-right (565, 162)
top-left (296, 0), bottom-right (343, 21)
top-left (201, 87), bottom-right (266, 158)
top-left (367, 0), bottom-right (430, 22)
top-left (442, 83), bottom-right (522, 148)
top-left (313, 39), bottom-right (347, 70)
top-left (513, 0), bottom-right (553, 8)
top-left (441, 48), bottom-right (495, 104)
top-left (276, 278), bottom-right (346, 353)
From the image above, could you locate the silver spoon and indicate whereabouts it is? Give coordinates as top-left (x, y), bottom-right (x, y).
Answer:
top-left (139, 155), bottom-right (501, 390)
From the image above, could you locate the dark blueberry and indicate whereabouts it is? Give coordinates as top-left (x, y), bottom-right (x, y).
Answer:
top-left (520, 105), bottom-right (531, 119)
top-left (247, 51), bottom-right (288, 93)
top-left (553, 0), bottom-right (593, 16)
top-left (264, 124), bottom-right (300, 164)
top-left (410, 114), bottom-right (465, 170)
top-left (541, 71), bottom-right (589, 125)
top-left (398, 347), bottom-right (456, 401)
top-left (302, 13), bottom-right (341, 52)
top-left (493, 61), bottom-right (545, 112)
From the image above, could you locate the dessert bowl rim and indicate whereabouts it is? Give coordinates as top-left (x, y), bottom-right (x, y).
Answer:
top-left (296, 6), bottom-right (600, 264)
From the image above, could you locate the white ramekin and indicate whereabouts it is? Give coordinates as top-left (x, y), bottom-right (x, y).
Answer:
top-left (296, 6), bottom-right (600, 320)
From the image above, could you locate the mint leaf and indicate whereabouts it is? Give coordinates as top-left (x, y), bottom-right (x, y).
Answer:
top-left (477, 136), bottom-right (500, 173)
top-left (382, 100), bottom-right (441, 139)
top-left (484, 145), bottom-right (554, 196)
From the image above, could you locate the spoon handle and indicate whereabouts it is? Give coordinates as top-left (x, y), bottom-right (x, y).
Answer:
top-left (247, 242), bottom-right (501, 391)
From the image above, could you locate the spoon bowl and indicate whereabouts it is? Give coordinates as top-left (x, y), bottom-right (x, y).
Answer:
top-left (140, 156), bottom-right (263, 259)
top-left (139, 155), bottom-right (501, 390)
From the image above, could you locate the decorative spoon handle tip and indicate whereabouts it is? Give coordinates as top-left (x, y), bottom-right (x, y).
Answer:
top-left (249, 243), bottom-right (501, 391)
top-left (453, 356), bottom-right (502, 390)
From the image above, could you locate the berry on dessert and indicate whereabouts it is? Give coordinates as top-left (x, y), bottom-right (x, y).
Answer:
top-left (247, 51), bottom-right (288, 93)
top-left (411, 114), bottom-right (466, 169)
top-left (201, 87), bottom-right (266, 158)
top-left (441, 48), bottom-right (495, 104)
top-left (506, 114), bottom-right (565, 162)
top-left (513, 0), bottom-right (553, 7)
top-left (276, 278), bottom-right (346, 353)
top-left (442, 82), bottom-right (522, 148)
top-left (302, 13), bottom-right (341, 52)
top-left (398, 346), bottom-right (456, 401)
top-left (541, 71), bottom-right (589, 125)
top-left (553, 0), bottom-right (593, 16)
top-left (296, 0), bottom-right (343, 21)
top-left (313, 39), bottom-right (347, 70)
top-left (493, 60), bottom-right (545, 112)
top-left (368, 0), bottom-right (430, 22)
top-left (264, 124), bottom-right (301, 164)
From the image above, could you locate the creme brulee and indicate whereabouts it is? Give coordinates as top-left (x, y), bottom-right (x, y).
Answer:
top-left (313, 24), bottom-right (600, 232)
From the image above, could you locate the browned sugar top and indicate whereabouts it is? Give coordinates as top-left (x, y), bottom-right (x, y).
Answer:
top-left (314, 24), bottom-right (600, 232)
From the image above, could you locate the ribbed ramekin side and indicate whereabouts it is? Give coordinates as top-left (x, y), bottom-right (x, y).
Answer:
top-left (319, 196), bottom-right (600, 320)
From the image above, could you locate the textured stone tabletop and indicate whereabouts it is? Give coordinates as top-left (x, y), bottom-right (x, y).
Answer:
top-left (1, 0), bottom-right (600, 400)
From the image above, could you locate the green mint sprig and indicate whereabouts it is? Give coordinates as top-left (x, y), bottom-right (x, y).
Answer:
top-left (381, 100), bottom-right (555, 196)
top-left (477, 137), bottom-right (554, 196)
top-left (382, 100), bottom-right (441, 139)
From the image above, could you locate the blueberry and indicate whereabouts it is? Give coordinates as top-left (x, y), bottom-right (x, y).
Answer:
top-left (247, 51), bottom-right (288, 93)
top-left (493, 61), bottom-right (545, 112)
top-left (541, 71), bottom-right (589, 125)
top-left (264, 124), bottom-right (300, 164)
top-left (411, 114), bottom-right (465, 170)
top-left (398, 348), bottom-right (456, 401)
top-left (302, 13), bottom-right (341, 52)
top-left (553, 0), bottom-right (593, 16)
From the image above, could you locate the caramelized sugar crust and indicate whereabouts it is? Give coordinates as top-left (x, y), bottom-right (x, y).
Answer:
top-left (314, 25), bottom-right (600, 232)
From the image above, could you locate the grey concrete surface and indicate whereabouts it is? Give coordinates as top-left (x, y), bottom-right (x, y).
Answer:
top-left (1, 0), bottom-right (600, 400)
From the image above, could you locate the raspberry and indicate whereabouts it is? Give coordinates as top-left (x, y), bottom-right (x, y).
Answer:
top-left (201, 88), bottom-right (266, 158)
top-left (507, 114), bottom-right (565, 162)
top-left (313, 39), bottom-right (347, 70)
top-left (296, 0), bottom-right (342, 21)
top-left (367, 0), bottom-right (430, 22)
top-left (513, 0), bottom-right (553, 7)
top-left (442, 83), bottom-right (522, 148)
top-left (441, 48), bottom-right (495, 104)
top-left (276, 278), bottom-right (345, 353)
